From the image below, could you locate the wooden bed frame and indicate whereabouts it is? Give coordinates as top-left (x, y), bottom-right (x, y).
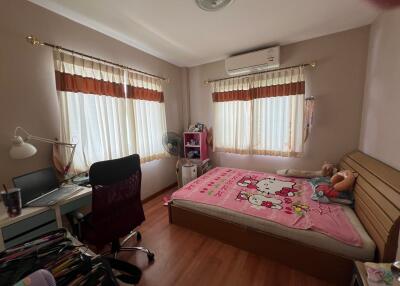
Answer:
top-left (168, 151), bottom-right (400, 285)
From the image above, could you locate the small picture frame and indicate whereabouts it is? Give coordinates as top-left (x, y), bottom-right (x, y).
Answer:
top-left (195, 123), bottom-right (204, 132)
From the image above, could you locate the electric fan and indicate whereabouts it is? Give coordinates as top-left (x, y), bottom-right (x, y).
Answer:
top-left (163, 132), bottom-right (189, 187)
top-left (162, 132), bottom-right (183, 158)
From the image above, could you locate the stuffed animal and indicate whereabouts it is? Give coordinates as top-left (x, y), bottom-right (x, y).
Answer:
top-left (310, 170), bottom-right (357, 204)
top-left (276, 163), bottom-right (337, 178)
top-left (331, 170), bottom-right (357, 192)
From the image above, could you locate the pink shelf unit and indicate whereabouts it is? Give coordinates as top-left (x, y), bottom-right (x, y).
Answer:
top-left (183, 130), bottom-right (208, 161)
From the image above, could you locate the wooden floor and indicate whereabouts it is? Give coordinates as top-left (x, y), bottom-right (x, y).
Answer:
top-left (118, 189), bottom-right (334, 286)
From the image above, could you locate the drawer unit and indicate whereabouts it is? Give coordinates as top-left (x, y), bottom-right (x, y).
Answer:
top-left (2, 209), bottom-right (56, 246)
top-left (4, 221), bottom-right (58, 249)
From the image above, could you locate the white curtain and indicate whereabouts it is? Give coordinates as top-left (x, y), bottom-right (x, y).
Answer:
top-left (212, 67), bottom-right (305, 157)
top-left (252, 94), bottom-right (304, 156)
top-left (214, 101), bottom-right (252, 154)
top-left (126, 72), bottom-right (168, 163)
top-left (54, 51), bottom-right (167, 173)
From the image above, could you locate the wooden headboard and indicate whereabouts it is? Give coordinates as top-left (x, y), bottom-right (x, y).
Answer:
top-left (340, 151), bottom-right (400, 261)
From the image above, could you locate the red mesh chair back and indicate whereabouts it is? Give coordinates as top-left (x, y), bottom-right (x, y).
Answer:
top-left (87, 154), bottom-right (145, 245)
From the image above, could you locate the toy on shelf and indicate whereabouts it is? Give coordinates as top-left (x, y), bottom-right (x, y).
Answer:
top-left (188, 123), bottom-right (205, 132)
top-left (187, 150), bottom-right (200, 159)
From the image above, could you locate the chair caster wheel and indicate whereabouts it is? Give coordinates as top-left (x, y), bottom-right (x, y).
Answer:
top-left (136, 232), bottom-right (142, 241)
top-left (147, 252), bottom-right (155, 262)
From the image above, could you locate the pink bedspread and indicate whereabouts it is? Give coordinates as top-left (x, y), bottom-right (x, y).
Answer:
top-left (172, 167), bottom-right (362, 247)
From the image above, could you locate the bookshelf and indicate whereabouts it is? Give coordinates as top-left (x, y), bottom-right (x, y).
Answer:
top-left (183, 130), bottom-right (208, 161)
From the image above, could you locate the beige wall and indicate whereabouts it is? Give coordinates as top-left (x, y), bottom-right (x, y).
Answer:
top-left (0, 0), bottom-right (183, 199)
top-left (359, 8), bottom-right (400, 259)
top-left (188, 27), bottom-right (370, 173)
top-left (359, 8), bottom-right (400, 171)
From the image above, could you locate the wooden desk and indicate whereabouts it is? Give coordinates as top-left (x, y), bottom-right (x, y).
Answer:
top-left (0, 187), bottom-right (92, 251)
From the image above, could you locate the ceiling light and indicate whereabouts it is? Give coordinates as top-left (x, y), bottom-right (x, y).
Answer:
top-left (195, 0), bottom-right (234, 11)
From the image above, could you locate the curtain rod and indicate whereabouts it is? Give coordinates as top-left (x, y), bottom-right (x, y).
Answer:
top-left (26, 35), bottom-right (169, 82)
top-left (204, 62), bottom-right (316, 85)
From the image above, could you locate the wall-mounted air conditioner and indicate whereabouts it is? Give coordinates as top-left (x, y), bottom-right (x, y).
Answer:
top-left (225, 46), bottom-right (280, 76)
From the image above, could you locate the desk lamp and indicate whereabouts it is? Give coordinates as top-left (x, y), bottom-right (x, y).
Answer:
top-left (9, 126), bottom-right (76, 176)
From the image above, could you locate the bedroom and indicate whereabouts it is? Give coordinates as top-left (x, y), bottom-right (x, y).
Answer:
top-left (0, 0), bottom-right (399, 285)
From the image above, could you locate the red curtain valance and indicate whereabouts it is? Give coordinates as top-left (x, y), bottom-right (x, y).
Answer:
top-left (55, 71), bottom-right (164, 102)
top-left (55, 71), bottom-right (125, 98)
top-left (126, 85), bottom-right (164, 102)
top-left (212, 81), bottom-right (305, 102)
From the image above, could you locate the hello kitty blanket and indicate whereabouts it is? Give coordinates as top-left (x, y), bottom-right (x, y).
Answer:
top-left (172, 167), bottom-right (362, 247)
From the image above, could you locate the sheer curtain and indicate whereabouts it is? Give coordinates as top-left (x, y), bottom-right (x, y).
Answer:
top-left (126, 72), bottom-right (167, 163)
top-left (53, 51), bottom-right (167, 172)
top-left (212, 67), bottom-right (306, 157)
top-left (213, 77), bottom-right (252, 153)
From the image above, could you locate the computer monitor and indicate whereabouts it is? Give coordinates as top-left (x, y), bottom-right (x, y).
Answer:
top-left (13, 167), bottom-right (60, 206)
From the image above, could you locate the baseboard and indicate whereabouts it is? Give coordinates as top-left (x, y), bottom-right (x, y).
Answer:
top-left (142, 182), bottom-right (178, 203)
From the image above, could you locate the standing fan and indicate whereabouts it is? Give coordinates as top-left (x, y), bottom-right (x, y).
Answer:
top-left (162, 132), bottom-right (188, 188)
top-left (162, 132), bottom-right (183, 158)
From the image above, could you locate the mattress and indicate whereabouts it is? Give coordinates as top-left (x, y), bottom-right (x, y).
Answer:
top-left (172, 198), bottom-right (376, 261)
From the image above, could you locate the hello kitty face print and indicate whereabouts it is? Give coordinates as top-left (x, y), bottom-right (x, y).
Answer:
top-left (236, 191), bottom-right (282, 210)
top-left (256, 178), bottom-right (296, 195)
top-left (237, 176), bottom-right (298, 197)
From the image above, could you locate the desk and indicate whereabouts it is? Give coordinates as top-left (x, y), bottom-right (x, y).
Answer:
top-left (0, 187), bottom-right (91, 251)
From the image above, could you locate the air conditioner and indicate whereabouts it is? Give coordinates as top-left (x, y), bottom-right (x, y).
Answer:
top-left (225, 46), bottom-right (280, 76)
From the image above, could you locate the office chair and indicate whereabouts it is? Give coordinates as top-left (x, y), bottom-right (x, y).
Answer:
top-left (77, 154), bottom-right (154, 262)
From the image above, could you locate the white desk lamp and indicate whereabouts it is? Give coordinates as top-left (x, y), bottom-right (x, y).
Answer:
top-left (9, 126), bottom-right (77, 176)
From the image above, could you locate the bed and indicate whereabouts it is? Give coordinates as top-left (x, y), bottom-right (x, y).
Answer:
top-left (168, 151), bottom-right (400, 284)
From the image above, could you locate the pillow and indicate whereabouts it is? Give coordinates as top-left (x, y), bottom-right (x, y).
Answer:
top-left (330, 191), bottom-right (354, 205)
top-left (309, 176), bottom-right (354, 205)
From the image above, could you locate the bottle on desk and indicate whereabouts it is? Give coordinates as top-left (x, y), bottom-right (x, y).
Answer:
top-left (1, 188), bottom-right (22, 217)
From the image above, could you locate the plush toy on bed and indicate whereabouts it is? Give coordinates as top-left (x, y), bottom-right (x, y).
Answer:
top-left (310, 170), bottom-right (357, 205)
top-left (276, 163), bottom-right (337, 178)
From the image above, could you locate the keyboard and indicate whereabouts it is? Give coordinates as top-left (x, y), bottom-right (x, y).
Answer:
top-left (27, 185), bottom-right (83, 207)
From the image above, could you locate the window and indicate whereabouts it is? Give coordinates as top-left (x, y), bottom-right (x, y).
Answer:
top-left (212, 67), bottom-right (306, 157)
top-left (53, 51), bottom-right (167, 173)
